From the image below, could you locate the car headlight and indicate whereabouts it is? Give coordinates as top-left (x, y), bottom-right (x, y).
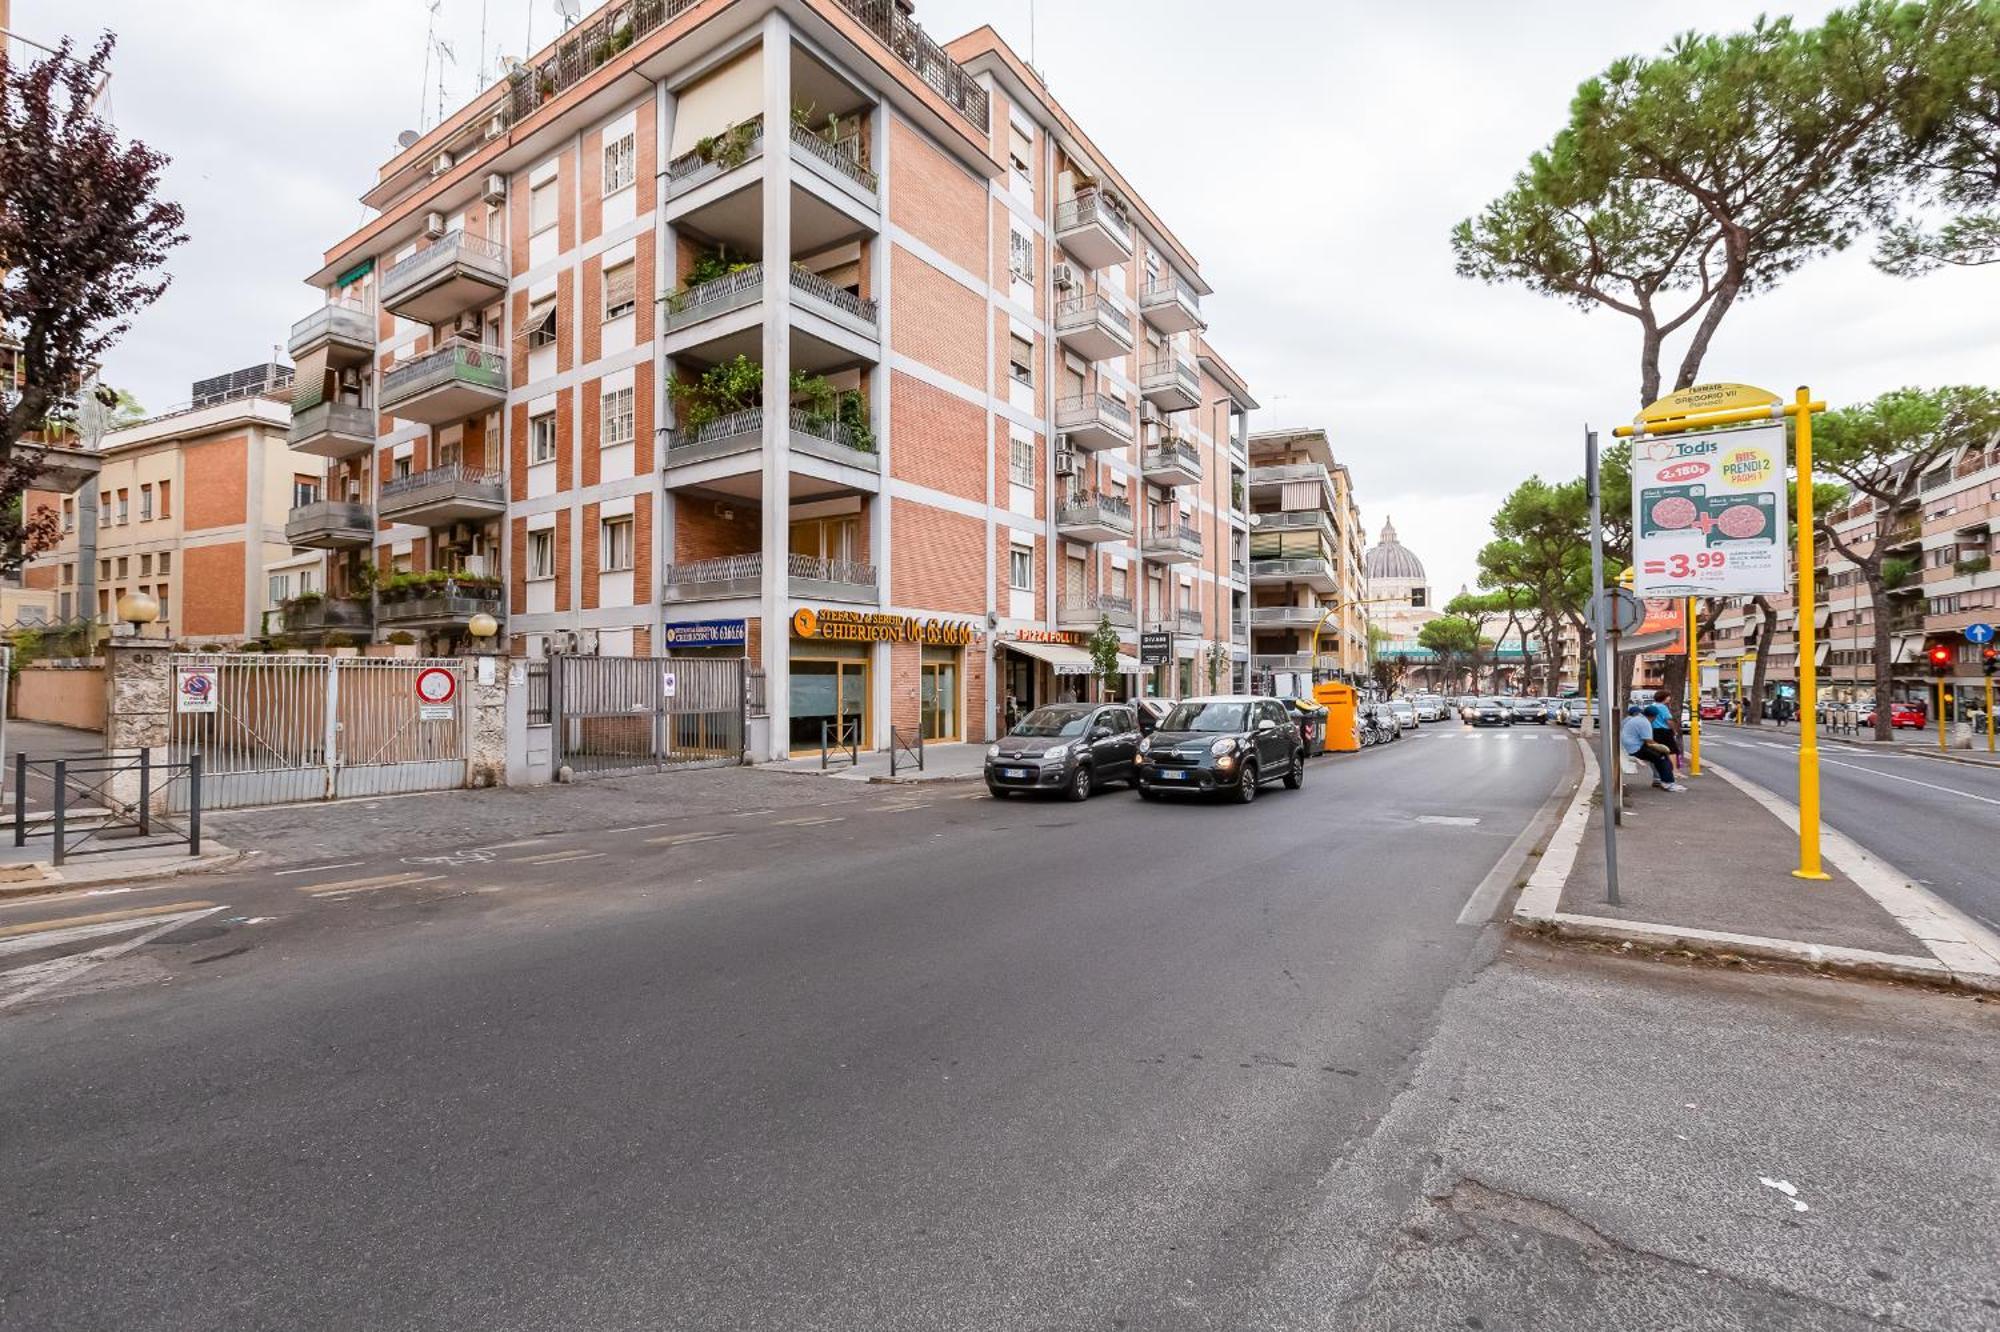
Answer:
top-left (986, 744), bottom-right (1000, 760)
top-left (1138, 737), bottom-right (1151, 755)
top-left (1210, 737), bottom-right (1236, 756)
top-left (1042, 744), bottom-right (1069, 762)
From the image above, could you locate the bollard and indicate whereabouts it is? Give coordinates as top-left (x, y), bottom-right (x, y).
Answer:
top-left (188, 753), bottom-right (202, 857)
top-left (51, 758), bottom-right (66, 867)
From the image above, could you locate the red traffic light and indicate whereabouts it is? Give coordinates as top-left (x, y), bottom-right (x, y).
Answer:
top-left (1984, 647), bottom-right (1998, 675)
top-left (1928, 643), bottom-right (1953, 672)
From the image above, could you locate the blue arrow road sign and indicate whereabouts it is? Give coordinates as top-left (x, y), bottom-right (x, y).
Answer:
top-left (1967, 622), bottom-right (1996, 645)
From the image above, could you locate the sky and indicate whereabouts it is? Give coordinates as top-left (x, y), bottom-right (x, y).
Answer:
top-left (27, 0), bottom-right (1998, 600)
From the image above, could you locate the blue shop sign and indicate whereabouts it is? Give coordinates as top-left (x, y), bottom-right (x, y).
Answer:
top-left (661, 618), bottom-right (747, 649)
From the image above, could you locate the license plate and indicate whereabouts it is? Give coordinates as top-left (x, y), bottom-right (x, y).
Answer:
top-left (1160, 770), bottom-right (1186, 780)
top-left (1002, 768), bottom-right (1028, 779)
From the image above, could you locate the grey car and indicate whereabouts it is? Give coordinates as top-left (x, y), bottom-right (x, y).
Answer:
top-left (986, 703), bottom-right (1141, 800)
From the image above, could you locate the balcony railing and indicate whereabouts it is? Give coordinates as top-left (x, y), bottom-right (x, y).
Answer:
top-left (380, 230), bottom-right (507, 307)
top-left (1056, 593), bottom-right (1135, 629)
top-left (662, 552), bottom-right (879, 601)
top-left (1142, 521), bottom-right (1203, 559)
top-left (1137, 274), bottom-right (1204, 329)
top-left (1055, 491), bottom-right (1135, 536)
top-left (789, 406), bottom-right (875, 457)
top-left (284, 499), bottom-right (375, 547)
top-left (287, 301), bottom-right (373, 357)
top-left (666, 117), bottom-right (765, 194)
top-left (665, 263), bottom-right (765, 325)
top-left (832, 0), bottom-right (989, 130)
top-left (1055, 393), bottom-right (1135, 447)
top-left (281, 596), bottom-right (374, 636)
top-left (789, 264), bottom-right (879, 325)
top-left (791, 121), bottom-right (877, 192)
top-left (1249, 605), bottom-right (1328, 628)
top-left (288, 401), bottom-right (376, 454)
top-left (1054, 190), bottom-right (1132, 252)
top-left (508, 0), bottom-right (701, 127)
top-left (1142, 437), bottom-right (1202, 480)
top-left (380, 343), bottom-right (507, 410)
top-left (376, 579), bottom-right (505, 626)
top-left (788, 552), bottom-right (878, 595)
top-left (377, 462), bottom-right (506, 519)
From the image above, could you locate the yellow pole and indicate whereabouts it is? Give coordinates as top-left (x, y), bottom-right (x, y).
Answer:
top-left (1938, 677), bottom-right (1948, 751)
top-left (1685, 596), bottom-right (1701, 776)
top-left (1987, 676), bottom-right (1994, 753)
top-left (1791, 386), bottom-right (1828, 880)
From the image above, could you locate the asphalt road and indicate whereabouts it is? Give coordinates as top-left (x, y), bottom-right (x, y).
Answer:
top-left (1697, 724), bottom-right (2000, 933)
top-left (4, 722), bottom-right (1996, 1330)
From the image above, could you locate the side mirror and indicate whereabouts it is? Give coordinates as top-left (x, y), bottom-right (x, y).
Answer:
top-left (1257, 718), bottom-right (1276, 732)
top-left (1090, 725), bottom-right (1111, 740)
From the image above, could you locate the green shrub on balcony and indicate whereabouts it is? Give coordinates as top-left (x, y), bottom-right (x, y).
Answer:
top-left (1956, 554), bottom-right (1991, 576)
top-left (670, 355), bottom-right (869, 448)
top-left (1881, 557), bottom-right (1916, 589)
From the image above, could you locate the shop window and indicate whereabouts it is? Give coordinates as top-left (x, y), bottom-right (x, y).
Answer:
top-left (530, 412), bottom-right (558, 464)
top-left (603, 133), bottom-right (635, 195)
top-left (600, 515), bottom-right (634, 572)
top-left (527, 528), bottom-right (555, 580)
top-left (921, 647), bottom-right (960, 741)
top-left (600, 387), bottom-right (634, 447)
top-left (603, 261), bottom-right (636, 320)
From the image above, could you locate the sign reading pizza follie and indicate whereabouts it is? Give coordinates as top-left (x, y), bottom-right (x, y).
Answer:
top-left (790, 607), bottom-right (979, 645)
top-left (1632, 422), bottom-right (1786, 597)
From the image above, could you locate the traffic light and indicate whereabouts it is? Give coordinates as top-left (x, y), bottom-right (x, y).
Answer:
top-left (1928, 643), bottom-right (1953, 676)
top-left (1984, 646), bottom-right (1998, 676)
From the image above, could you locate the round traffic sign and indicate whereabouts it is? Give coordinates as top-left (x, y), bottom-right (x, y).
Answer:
top-left (1589, 588), bottom-right (1644, 635)
top-left (1967, 622), bottom-right (1996, 645)
top-left (415, 666), bottom-right (457, 705)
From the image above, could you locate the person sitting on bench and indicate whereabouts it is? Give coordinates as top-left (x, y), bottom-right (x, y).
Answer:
top-left (1621, 703), bottom-right (1685, 792)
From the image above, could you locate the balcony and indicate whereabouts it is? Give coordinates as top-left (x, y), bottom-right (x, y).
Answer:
top-left (1141, 520), bottom-right (1203, 564)
top-left (665, 118), bottom-right (765, 198)
top-left (1057, 592), bottom-right (1135, 631)
top-left (284, 499), bottom-right (375, 549)
top-left (1055, 491), bottom-right (1135, 544)
top-left (1055, 393), bottom-right (1135, 452)
top-left (1053, 291), bottom-right (1133, 362)
top-left (1249, 605), bottom-right (1330, 629)
top-left (379, 343), bottom-right (507, 425)
top-left (379, 231), bottom-right (508, 325)
top-left (376, 578), bottom-right (505, 631)
top-left (790, 122), bottom-right (878, 202)
top-left (1139, 355), bottom-right (1202, 412)
top-left (376, 463), bottom-right (506, 526)
top-left (1253, 509), bottom-right (1336, 543)
top-left (287, 301), bottom-right (374, 368)
top-left (1250, 555), bottom-right (1337, 594)
top-left (660, 552), bottom-right (878, 604)
top-left (288, 401), bottom-right (377, 460)
top-left (662, 263), bottom-right (879, 371)
top-left (1053, 190), bottom-right (1132, 269)
top-left (1880, 522), bottom-right (1921, 553)
top-left (281, 595), bottom-right (373, 640)
top-left (1151, 607), bottom-right (1205, 637)
top-left (662, 406), bottom-right (881, 497)
top-left (1138, 274), bottom-right (1205, 334)
top-left (1141, 434), bottom-right (1202, 487)
top-left (830, 0), bottom-right (989, 131)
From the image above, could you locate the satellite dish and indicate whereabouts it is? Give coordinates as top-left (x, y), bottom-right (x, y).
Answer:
top-left (396, 129), bottom-right (421, 149)
top-left (554, 0), bottom-right (580, 22)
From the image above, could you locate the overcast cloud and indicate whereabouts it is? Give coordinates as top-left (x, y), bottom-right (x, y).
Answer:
top-left (28, 0), bottom-right (1997, 597)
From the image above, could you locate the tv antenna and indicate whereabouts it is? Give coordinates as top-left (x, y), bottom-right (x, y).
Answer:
top-left (555, 0), bottom-right (581, 31)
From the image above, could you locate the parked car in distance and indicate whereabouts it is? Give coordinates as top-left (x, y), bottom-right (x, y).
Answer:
top-left (1389, 699), bottom-right (1418, 730)
top-left (1554, 699), bottom-right (1584, 727)
top-left (1469, 697), bottom-right (1513, 727)
top-left (1865, 703), bottom-right (1927, 729)
top-left (1509, 697), bottom-right (1549, 724)
top-left (1414, 694), bottom-right (1448, 722)
top-left (986, 703), bottom-right (1141, 800)
top-left (1457, 695), bottom-right (1480, 722)
top-left (1699, 699), bottom-right (1727, 720)
top-left (1137, 696), bottom-right (1305, 803)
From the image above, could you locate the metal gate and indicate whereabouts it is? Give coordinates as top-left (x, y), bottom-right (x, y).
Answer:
top-left (551, 655), bottom-right (745, 776)
top-left (167, 653), bottom-right (469, 810)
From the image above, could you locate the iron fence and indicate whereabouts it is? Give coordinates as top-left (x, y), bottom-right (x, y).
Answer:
top-left (551, 655), bottom-right (745, 777)
top-left (14, 751), bottom-right (202, 865)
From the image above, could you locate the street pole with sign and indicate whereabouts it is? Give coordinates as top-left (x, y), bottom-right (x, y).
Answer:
top-left (1586, 428), bottom-right (1619, 905)
top-left (1616, 382), bottom-right (1828, 880)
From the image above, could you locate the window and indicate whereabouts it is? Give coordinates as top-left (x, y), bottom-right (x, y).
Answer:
top-left (98, 491), bottom-right (110, 526)
top-left (530, 412), bottom-right (558, 464)
top-left (1008, 123), bottom-right (1032, 178)
top-left (392, 455), bottom-right (412, 481)
top-left (299, 568), bottom-right (316, 595)
top-left (139, 483), bottom-right (153, 520)
top-left (60, 563), bottom-right (73, 586)
top-left (116, 489), bottom-right (129, 524)
top-left (600, 386), bottom-right (635, 447)
top-left (1008, 333), bottom-right (1034, 386)
top-left (600, 515), bottom-right (634, 572)
top-left (1009, 229), bottom-right (1033, 281)
top-left (1008, 435), bottom-right (1035, 486)
top-left (268, 574), bottom-right (290, 604)
top-left (603, 261), bottom-right (636, 320)
top-left (140, 553), bottom-right (152, 576)
top-left (157, 551), bottom-right (171, 574)
top-left (530, 179), bottom-right (557, 233)
top-left (1410, 587), bottom-right (1426, 608)
top-left (293, 475), bottom-right (320, 509)
top-left (115, 556), bottom-right (128, 578)
top-left (527, 528), bottom-right (556, 580)
top-left (526, 297), bottom-right (558, 348)
top-left (156, 588), bottom-right (170, 623)
top-left (603, 133), bottom-right (635, 194)
top-left (61, 498), bottom-right (73, 531)
top-left (158, 481), bottom-right (171, 517)
top-left (1009, 546), bottom-right (1033, 591)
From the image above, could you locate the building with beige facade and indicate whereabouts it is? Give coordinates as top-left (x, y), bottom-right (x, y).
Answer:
top-left (1243, 428), bottom-right (1368, 691)
top-left (292, 0), bottom-right (1273, 758)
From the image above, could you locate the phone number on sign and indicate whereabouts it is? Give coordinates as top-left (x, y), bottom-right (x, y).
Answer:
top-left (1645, 551), bottom-right (1728, 579)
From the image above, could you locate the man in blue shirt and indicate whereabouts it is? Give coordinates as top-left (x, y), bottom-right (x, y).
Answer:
top-left (1622, 704), bottom-right (1685, 791)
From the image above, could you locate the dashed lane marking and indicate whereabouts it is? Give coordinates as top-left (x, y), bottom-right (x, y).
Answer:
top-left (0, 900), bottom-right (217, 942)
top-left (1415, 815), bottom-right (1481, 827)
top-left (273, 861), bottom-right (366, 877)
top-left (644, 831), bottom-right (737, 847)
top-left (302, 872), bottom-right (442, 898)
top-left (512, 849), bottom-right (609, 865)
top-left (772, 815), bottom-right (845, 828)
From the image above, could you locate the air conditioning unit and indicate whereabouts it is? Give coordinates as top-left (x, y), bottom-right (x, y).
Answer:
top-left (576, 628), bottom-right (599, 656)
top-left (482, 172), bottom-right (507, 204)
top-left (1051, 263), bottom-right (1077, 289)
top-left (423, 211), bottom-right (447, 239)
top-left (1053, 446), bottom-right (1077, 476)
top-left (431, 149), bottom-right (456, 176)
top-left (484, 115), bottom-right (507, 141)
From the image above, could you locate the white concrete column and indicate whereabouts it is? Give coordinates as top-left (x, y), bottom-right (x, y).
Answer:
top-left (869, 94), bottom-right (893, 751)
top-left (758, 14), bottom-right (794, 761)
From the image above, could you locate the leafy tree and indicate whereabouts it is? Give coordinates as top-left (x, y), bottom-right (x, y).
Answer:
top-left (1085, 614), bottom-right (1122, 700)
top-left (1478, 477), bottom-right (1596, 697)
top-left (1, 35), bottom-right (185, 574)
top-left (1874, 2), bottom-right (2000, 275)
top-left (1453, 2), bottom-right (1968, 407)
top-left (1418, 615), bottom-right (1483, 694)
top-left (1813, 385), bottom-right (2000, 739)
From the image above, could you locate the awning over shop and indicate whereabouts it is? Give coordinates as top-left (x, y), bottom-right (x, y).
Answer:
top-left (1815, 642), bottom-right (1830, 666)
top-left (1000, 639), bottom-right (1094, 673)
top-left (1112, 653), bottom-right (1143, 675)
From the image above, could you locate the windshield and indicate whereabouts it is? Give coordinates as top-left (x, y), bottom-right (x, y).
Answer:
top-left (1011, 708), bottom-right (1092, 738)
top-left (1391, 701), bottom-right (1413, 711)
top-left (1478, 698), bottom-right (1506, 707)
top-left (1162, 701), bottom-right (1247, 732)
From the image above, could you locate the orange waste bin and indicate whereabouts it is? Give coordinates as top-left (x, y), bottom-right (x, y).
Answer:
top-left (1312, 682), bottom-right (1359, 752)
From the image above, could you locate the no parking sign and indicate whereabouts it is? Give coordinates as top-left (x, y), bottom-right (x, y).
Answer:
top-left (415, 666), bottom-right (457, 721)
top-left (176, 667), bottom-right (219, 714)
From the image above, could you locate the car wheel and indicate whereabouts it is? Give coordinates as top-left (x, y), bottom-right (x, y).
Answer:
top-left (1234, 762), bottom-right (1258, 803)
top-left (1283, 749), bottom-right (1304, 790)
top-left (1066, 764), bottom-right (1092, 802)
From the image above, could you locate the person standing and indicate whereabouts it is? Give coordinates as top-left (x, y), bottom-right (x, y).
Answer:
top-left (1648, 688), bottom-right (1682, 769)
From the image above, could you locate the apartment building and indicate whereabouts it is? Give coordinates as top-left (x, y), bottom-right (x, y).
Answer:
top-left (32, 366), bottom-right (321, 642)
top-left (296, 0), bottom-right (1260, 758)
top-left (1243, 428), bottom-right (1368, 692)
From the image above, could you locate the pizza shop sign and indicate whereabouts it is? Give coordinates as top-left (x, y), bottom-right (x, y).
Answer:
top-left (791, 607), bottom-right (979, 645)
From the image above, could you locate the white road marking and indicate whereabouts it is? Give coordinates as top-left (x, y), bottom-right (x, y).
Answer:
top-left (273, 860), bottom-right (366, 877)
top-left (305, 873), bottom-right (444, 898)
top-left (472, 838), bottom-right (546, 851)
top-left (772, 815), bottom-right (845, 827)
top-left (644, 831), bottom-right (736, 847)
top-left (1817, 756), bottom-right (2000, 809)
top-left (512, 850), bottom-right (608, 865)
top-left (1416, 815), bottom-right (1481, 827)
top-left (0, 915), bottom-right (200, 957)
top-left (0, 906), bottom-right (226, 1013)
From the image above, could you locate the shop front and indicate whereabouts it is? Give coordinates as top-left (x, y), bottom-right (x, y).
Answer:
top-left (789, 607), bottom-right (980, 754)
top-left (659, 617), bottom-right (748, 659)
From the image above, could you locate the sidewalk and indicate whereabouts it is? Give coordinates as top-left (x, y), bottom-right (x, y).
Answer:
top-left (762, 741), bottom-right (987, 783)
top-left (1515, 739), bottom-right (2000, 992)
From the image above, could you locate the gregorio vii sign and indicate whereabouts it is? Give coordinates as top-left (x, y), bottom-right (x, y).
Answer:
top-left (1632, 422), bottom-right (1786, 597)
top-left (790, 607), bottom-right (979, 645)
